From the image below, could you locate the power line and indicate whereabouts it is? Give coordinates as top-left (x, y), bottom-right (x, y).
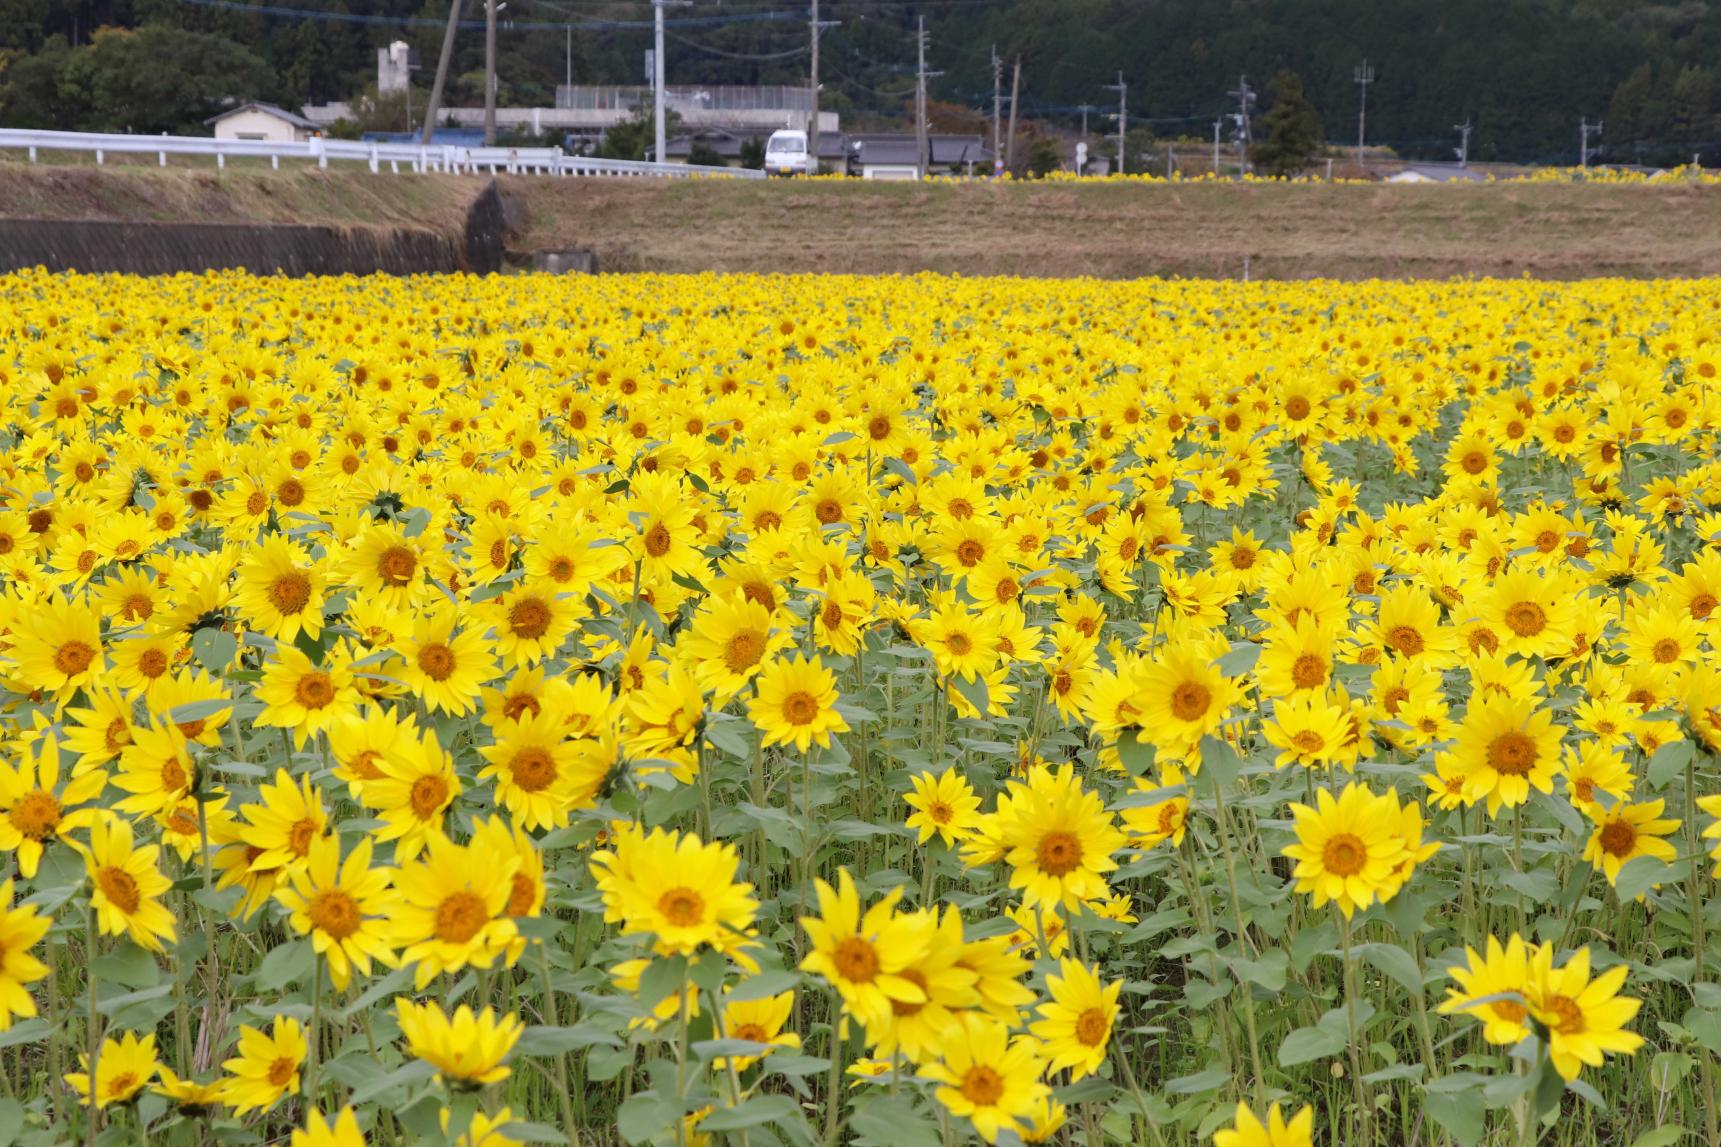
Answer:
top-left (164, 0), bottom-right (803, 31)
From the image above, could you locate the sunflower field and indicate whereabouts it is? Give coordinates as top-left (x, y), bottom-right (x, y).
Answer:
top-left (0, 268), bottom-right (1717, 1147)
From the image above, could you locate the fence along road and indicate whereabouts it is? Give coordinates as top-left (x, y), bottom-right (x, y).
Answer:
top-left (0, 128), bottom-right (763, 179)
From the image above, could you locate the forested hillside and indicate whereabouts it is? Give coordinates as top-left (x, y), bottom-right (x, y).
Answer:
top-left (1, 0), bottom-right (1717, 164)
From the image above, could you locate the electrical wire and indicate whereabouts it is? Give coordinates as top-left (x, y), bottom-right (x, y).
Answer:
top-left (163, 0), bottom-right (806, 31)
top-left (664, 29), bottom-right (809, 60)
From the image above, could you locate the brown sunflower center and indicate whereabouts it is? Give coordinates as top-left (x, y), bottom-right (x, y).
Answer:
top-left (1036, 830), bottom-right (1083, 877)
top-left (1321, 833), bottom-right (1366, 876)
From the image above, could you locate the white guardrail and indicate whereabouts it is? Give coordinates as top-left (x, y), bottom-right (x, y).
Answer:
top-left (0, 128), bottom-right (763, 180)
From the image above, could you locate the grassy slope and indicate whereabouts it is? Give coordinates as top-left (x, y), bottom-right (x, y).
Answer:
top-left (509, 177), bottom-right (1721, 280)
top-left (2, 164), bottom-right (1718, 279)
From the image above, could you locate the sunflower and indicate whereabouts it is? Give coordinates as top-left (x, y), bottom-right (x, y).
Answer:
top-left (921, 1013), bottom-right (1051, 1145)
top-left (588, 826), bottom-right (757, 956)
top-left (81, 812), bottom-right (176, 952)
top-left (474, 578), bottom-right (583, 666)
top-left (391, 611), bottom-right (496, 716)
top-left (1478, 567), bottom-right (1583, 660)
top-left (0, 734), bottom-right (104, 878)
top-left (389, 830), bottom-right (519, 988)
top-left (904, 766), bottom-right (982, 848)
top-left (360, 724), bottom-right (461, 860)
top-left (66, 1030), bottom-right (160, 1108)
top-left (1527, 944), bottom-right (1644, 1081)
top-left (254, 644), bottom-right (362, 748)
top-left (713, 988), bottom-right (802, 1072)
top-left (340, 522), bottom-right (431, 610)
top-left (1212, 1102), bottom-right (1317, 1147)
top-left (111, 719), bottom-right (196, 819)
top-left (290, 1108), bottom-right (367, 1147)
top-left (477, 708), bottom-right (602, 831)
top-left (1130, 634), bottom-right (1239, 757)
top-left (798, 869), bottom-right (935, 1032)
top-left (1281, 783), bottom-right (1408, 919)
top-left (1581, 798), bottom-right (1680, 891)
top-left (237, 768), bottom-right (330, 877)
top-left (1030, 957), bottom-right (1121, 1081)
top-left (1262, 690), bottom-right (1355, 770)
top-left (0, 879), bottom-right (50, 1031)
top-left (152, 1067), bottom-right (228, 1116)
top-left (1448, 693), bottom-right (1563, 816)
top-left (1255, 614), bottom-right (1340, 697)
top-left (394, 998), bottom-right (523, 1087)
top-left (1560, 740), bottom-right (1635, 812)
top-left (1437, 933), bottom-right (1533, 1045)
top-left (275, 833), bottom-right (398, 990)
top-left (749, 654), bottom-right (850, 754)
top-left (682, 590), bottom-right (788, 701)
top-left (1120, 762), bottom-right (1190, 850)
top-left (5, 592), bottom-right (104, 699)
top-left (221, 1016), bottom-right (306, 1114)
top-left (865, 907), bottom-right (980, 1061)
top-left (997, 765), bottom-right (1124, 911)
top-left (232, 535), bottom-right (327, 642)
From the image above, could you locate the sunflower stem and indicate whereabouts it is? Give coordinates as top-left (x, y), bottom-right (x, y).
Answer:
top-left (1212, 779), bottom-right (1267, 1110)
top-left (1684, 751), bottom-right (1719, 1147)
top-left (1336, 910), bottom-right (1370, 1146)
top-left (536, 940), bottom-right (581, 1147)
top-left (305, 953), bottom-right (324, 1109)
top-left (84, 899), bottom-right (101, 1147)
top-left (821, 989), bottom-right (845, 1147)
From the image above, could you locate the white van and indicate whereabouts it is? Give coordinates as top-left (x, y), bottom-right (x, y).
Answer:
top-left (765, 129), bottom-right (811, 177)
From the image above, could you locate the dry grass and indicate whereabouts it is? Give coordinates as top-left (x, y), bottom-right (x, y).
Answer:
top-left (508, 177), bottom-right (1721, 279)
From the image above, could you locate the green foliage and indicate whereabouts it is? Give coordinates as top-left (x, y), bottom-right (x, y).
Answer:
top-left (596, 106), bottom-right (681, 161)
top-left (738, 136), bottom-right (765, 169)
top-left (1251, 69), bottom-right (1324, 177)
top-left (687, 140), bottom-right (725, 168)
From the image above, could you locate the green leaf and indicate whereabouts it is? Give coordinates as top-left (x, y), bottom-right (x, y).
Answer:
top-left (947, 672), bottom-right (988, 715)
top-left (1628, 1127), bottom-right (1687, 1147)
top-left (1423, 1085), bottom-right (1486, 1147)
top-left (1277, 1023), bottom-right (1346, 1066)
top-left (1614, 856), bottom-right (1676, 903)
top-left (1229, 950), bottom-right (1288, 992)
top-left (1682, 1007), bottom-right (1721, 1056)
top-left (513, 1023), bottom-right (623, 1056)
top-left (0, 1098), bottom-right (24, 1147)
top-left (1215, 640), bottom-right (1261, 677)
top-left (253, 936), bottom-right (315, 991)
top-left (695, 1095), bottom-right (801, 1132)
top-left (1645, 740), bottom-right (1694, 790)
top-left (849, 1094), bottom-right (941, 1147)
top-left (0, 1021), bottom-right (50, 1051)
top-left (500, 1121), bottom-right (579, 1144)
top-left (1115, 730), bottom-right (1156, 776)
top-left (725, 969), bottom-right (801, 1002)
top-left (1164, 1068), bottom-right (1230, 1094)
top-left (1356, 942), bottom-right (1426, 995)
top-left (347, 1059), bottom-right (437, 1105)
top-left (191, 626), bottom-right (237, 672)
top-left (617, 1093), bottom-right (683, 1145)
top-left (881, 457), bottom-right (918, 486)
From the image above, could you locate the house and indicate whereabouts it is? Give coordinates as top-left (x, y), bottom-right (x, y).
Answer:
top-left (663, 130), bottom-right (849, 169)
top-left (848, 134), bottom-right (991, 180)
top-left (1385, 163), bottom-right (1487, 184)
top-left (206, 102), bottom-right (321, 143)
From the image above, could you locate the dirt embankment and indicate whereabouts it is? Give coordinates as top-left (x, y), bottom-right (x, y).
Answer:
top-left (506, 176), bottom-right (1721, 280)
top-left (1, 164), bottom-right (1718, 279)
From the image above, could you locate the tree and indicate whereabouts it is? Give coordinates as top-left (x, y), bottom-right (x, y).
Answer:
top-left (47, 24), bottom-right (275, 134)
top-left (1251, 69), bottom-right (1323, 177)
top-left (1671, 65), bottom-right (1713, 148)
top-left (687, 140), bottom-right (725, 167)
top-left (739, 136), bottom-right (765, 169)
top-left (1025, 133), bottom-right (1060, 177)
top-left (597, 106), bottom-right (681, 160)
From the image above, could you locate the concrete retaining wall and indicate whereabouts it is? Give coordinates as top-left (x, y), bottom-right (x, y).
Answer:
top-left (0, 179), bottom-right (516, 276)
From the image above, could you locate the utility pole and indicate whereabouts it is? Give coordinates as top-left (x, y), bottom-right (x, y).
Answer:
top-left (1212, 117), bottom-right (1221, 175)
top-left (915, 16), bottom-right (929, 180)
top-left (484, 0), bottom-right (498, 145)
top-left (1228, 74), bottom-right (1254, 176)
top-left (1005, 55), bottom-right (1021, 172)
top-left (1580, 116), bottom-right (1603, 168)
top-left (565, 25), bottom-right (572, 97)
top-left (805, 0), bottom-right (821, 174)
top-left (420, 0), bottom-right (463, 146)
top-left (1454, 119), bottom-right (1472, 167)
top-left (991, 46), bottom-right (1003, 174)
top-left (653, 0), bottom-right (667, 162)
top-left (1105, 71), bottom-right (1126, 174)
top-left (1352, 58), bottom-right (1374, 165)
